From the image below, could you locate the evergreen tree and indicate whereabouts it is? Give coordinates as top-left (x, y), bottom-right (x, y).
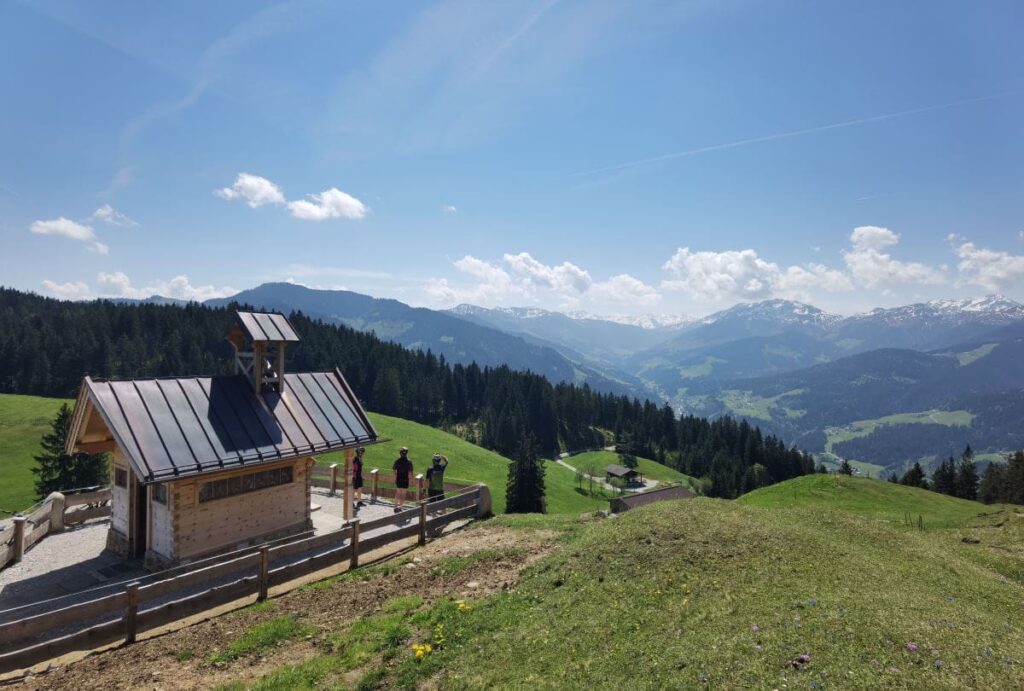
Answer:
top-left (931, 456), bottom-right (957, 496)
top-left (32, 404), bottom-right (109, 499)
top-left (838, 459), bottom-right (854, 475)
top-left (505, 434), bottom-right (546, 513)
top-left (978, 461), bottom-right (1005, 504)
top-left (899, 461), bottom-right (928, 489)
top-left (617, 432), bottom-right (638, 469)
top-left (887, 472), bottom-right (899, 483)
top-left (816, 463), bottom-right (829, 474)
top-left (955, 454), bottom-right (979, 501)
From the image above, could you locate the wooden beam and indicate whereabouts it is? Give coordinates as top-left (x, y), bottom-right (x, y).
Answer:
top-left (74, 440), bottom-right (117, 454)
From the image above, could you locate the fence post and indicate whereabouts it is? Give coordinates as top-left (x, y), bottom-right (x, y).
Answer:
top-left (258, 547), bottom-right (270, 601)
top-left (370, 469), bottom-right (379, 504)
top-left (329, 464), bottom-right (338, 494)
top-left (11, 516), bottom-right (26, 563)
top-left (350, 520), bottom-right (361, 569)
top-left (418, 502), bottom-right (427, 546)
top-left (124, 582), bottom-right (140, 644)
top-left (343, 450), bottom-right (353, 522)
top-left (46, 492), bottom-right (66, 532)
top-left (414, 474), bottom-right (424, 503)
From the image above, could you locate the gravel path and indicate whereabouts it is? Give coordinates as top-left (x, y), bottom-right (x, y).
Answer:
top-left (0, 519), bottom-right (131, 613)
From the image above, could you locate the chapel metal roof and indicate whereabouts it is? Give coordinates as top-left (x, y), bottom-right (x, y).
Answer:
top-left (78, 370), bottom-right (375, 482)
top-left (236, 311), bottom-right (301, 343)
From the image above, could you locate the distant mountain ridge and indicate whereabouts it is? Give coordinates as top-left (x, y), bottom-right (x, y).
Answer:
top-left (206, 283), bottom-right (640, 396)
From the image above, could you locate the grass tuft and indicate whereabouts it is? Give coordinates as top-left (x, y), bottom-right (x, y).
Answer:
top-left (209, 615), bottom-right (312, 664)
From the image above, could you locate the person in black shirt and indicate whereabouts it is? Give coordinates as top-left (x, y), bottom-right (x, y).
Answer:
top-left (393, 446), bottom-right (414, 513)
top-left (352, 447), bottom-right (366, 512)
top-left (426, 453), bottom-right (448, 516)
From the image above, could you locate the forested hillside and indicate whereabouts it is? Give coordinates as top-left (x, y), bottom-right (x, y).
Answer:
top-left (0, 288), bottom-right (812, 497)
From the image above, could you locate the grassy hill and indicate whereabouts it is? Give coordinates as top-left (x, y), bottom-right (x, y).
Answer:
top-left (0, 393), bottom-right (69, 513)
top-left (738, 474), bottom-right (990, 529)
top-left (567, 450), bottom-right (698, 489)
top-left (420, 476), bottom-right (1023, 689)
top-left (319, 413), bottom-right (615, 515)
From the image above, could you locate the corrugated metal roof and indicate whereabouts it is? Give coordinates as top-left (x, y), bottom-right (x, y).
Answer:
top-left (605, 464), bottom-right (638, 477)
top-left (79, 370), bottom-right (375, 482)
top-left (237, 311), bottom-right (301, 343)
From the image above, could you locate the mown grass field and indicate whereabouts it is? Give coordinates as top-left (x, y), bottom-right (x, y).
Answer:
top-left (416, 476), bottom-right (1023, 689)
top-left (0, 393), bottom-right (70, 513)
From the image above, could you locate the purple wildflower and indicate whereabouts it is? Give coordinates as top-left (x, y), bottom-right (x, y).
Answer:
top-left (751, 625), bottom-right (760, 633)
top-left (935, 660), bottom-right (943, 669)
top-left (906, 642), bottom-right (919, 652)
top-left (799, 654), bottom-right (811, 663)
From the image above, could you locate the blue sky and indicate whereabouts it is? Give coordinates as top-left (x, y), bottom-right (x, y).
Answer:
top-left (2, 0), bottom-right (1023, 317)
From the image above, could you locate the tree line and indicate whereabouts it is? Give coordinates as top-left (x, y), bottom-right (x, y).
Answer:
top-left (887, 445), bottom-right (1024, 505)
top-left (0, 288), bottom-right (812, 498)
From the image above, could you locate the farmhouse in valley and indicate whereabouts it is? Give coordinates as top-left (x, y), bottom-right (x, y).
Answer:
top-left (64, 311), bottom-right (377, 568)
top-left (605, 464), bottom-right (643, 485)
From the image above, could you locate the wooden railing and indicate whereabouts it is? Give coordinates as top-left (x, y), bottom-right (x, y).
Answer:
top-left (0, 484), bottom-right (488, 675)
top-left (0, 489), bottom-right (111, 572)
top-left (310, 464), bottom-right (471, 504)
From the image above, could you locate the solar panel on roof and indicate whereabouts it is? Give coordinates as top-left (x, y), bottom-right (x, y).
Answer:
top-left (81, 370), bottom-right (374, 482)
top-left (236, 311), bottom-right (301, 343)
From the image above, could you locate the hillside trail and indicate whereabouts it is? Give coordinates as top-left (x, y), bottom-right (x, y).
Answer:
top-left (14, 524), bottom-right (560, 691)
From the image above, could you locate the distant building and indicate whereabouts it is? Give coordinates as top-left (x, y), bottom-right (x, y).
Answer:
top-left (65, 311), bottom-right (377, 568)
top-left (605, 464), bottom-right (642, 485)
top-left (610, 485), bottom-right (695, 514)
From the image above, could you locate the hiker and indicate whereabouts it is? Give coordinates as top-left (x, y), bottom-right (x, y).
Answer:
top-left (352, 447), bottom-right (366, 511)
top-left (426, 453), bottom-right (449, 515)
top-left (393, 446), bottom-right (414, 512)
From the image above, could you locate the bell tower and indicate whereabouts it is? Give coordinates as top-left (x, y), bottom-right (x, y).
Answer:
top-left (227, 311), bottom-right (301, 394)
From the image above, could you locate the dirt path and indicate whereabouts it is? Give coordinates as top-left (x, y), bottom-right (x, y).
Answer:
top-left (14, 524), bottom-right (558, 691)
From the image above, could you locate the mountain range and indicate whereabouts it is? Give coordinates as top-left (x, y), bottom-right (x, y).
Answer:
top-left (196, 282), bottom-right (1024, 472)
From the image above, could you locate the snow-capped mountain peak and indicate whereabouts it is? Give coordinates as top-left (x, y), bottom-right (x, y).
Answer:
top-left (701, 299), bottom-right (844, 329)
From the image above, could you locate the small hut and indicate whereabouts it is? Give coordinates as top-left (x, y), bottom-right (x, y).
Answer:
top-left (65, 311), bottom-right (377, 568)
top-left (605, 464), bottom-right (642, 485)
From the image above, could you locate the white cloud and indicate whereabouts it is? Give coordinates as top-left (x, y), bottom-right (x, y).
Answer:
top-left (97, 272), bottom-right (237, 301)
top-left (662, 248), bottom-right (779, 301)
top-left (88, 242), bottom-right (110, 255)
top-left (590, 274), bottom-right (661, 306)
top-left (216, 172), bottom-right (286, 207)
top-left (91, 204), bottom-right (139, 227)
top-left (217, 173), bottom-right (367, 222)
top-left (425, 253), bottom-right (658, 310)
top-left (287, 188), bottom-right (368, 221)
top-left (41, 280), bottom-right (92, 300)
top-left (503, 252), bottom-right (592, 293)
top-left (29, 217), bottom-right (96, 242)
top-left (953, 241), bottom-right (1024, 292)
top-left (842, 225), bottom-right (944, 288)
top-left (444, 204), bottom-right (458, 214)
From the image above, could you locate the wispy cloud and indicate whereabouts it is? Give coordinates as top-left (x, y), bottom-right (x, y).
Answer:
top-left (569, 90), bottom-right (1024, 178)
top-left (92, 204), bottom-right (139, 227)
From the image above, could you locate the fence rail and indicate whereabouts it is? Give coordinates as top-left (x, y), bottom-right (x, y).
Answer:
top-left (0, 482), bottom-right (488, 675)
top-left (0, 489), bottom-right (111, 572)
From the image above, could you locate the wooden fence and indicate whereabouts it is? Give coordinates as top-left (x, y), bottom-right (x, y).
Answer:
top-left (310, 464), bottom-right (469, 504)
top-left (0, 484), bottom-right (487, 675)
top-left (0, 488), bottom-right (111, 572)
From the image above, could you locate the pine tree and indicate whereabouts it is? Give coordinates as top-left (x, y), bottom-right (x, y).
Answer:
top-left (978, 461), bottom-right (1005, 504)
top-left (838, 459), bottom-right (854, 475)
top-left (32, 404), bottom-right (109, 499)
top-left (505, 434), bottom-right (546, 513)
top-left (899, 461), bottom-right (928, 489)
top-left (617, 432), bottom-right (638, 469)
top-left (955, 455), bottom-right (979, 501)
top-left (816, 463), bottom-right (829, 474)
top-left (931, 457), bottom-right (957, 496)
